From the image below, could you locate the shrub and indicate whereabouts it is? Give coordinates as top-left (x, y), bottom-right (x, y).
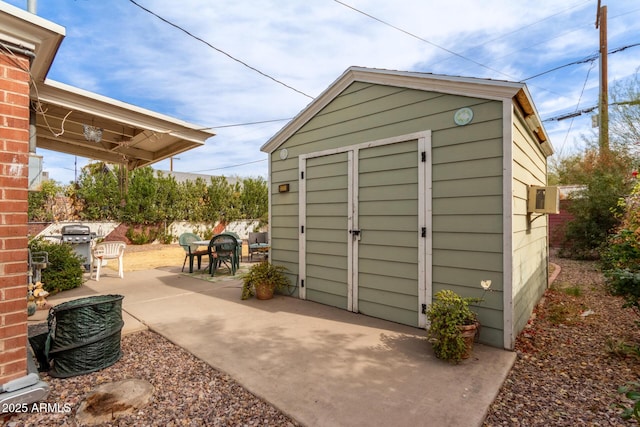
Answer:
top-left (28, 239), bottom-right (84, 293)
top-left (605, 269), bottom-right (640, 318)
top-left (616, 382), bottom-right (640, 422)
top-left (28, 180), bottom-right (63, 222)
top-left (601, 229), bottom-right (640, 272)
top-left (601, 182), bottom-right (640, 318)
top-left (559, 149), bottom-right (633, 259)
top-left (426, 289), bottom-right (481, 362)
top-left (125, 226), bottom-right (159, 245)
top-left (241, 261), bottom-right (289, 300)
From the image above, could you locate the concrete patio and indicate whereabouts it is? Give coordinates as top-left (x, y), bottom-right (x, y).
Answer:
top-left (29, 265), bottom-right (516, 427)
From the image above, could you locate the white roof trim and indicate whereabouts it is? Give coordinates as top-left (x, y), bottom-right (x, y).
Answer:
top-left (0, 2), bottom-right (65, 81)
top-left (33, 80), bottom-right (214, 169)
top-left (261, 66), bottom-right (552, 155)
top-left (37, 79), bottom-right (214, 143)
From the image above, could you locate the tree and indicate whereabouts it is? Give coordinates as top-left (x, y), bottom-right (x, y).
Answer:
top-left (60, 161), bottom-right (269, 226)
top-left (121, 167), bottom-right (159, 224)
top-left (553, 70), bottom-right (640, 258)
top-left (239, 177), bottom-right (268, 222)
top-left (206, 176), bottom-right (240, 223)
top-left (609, 69), bottom-right (640, 155)
top-left (180, 177), bottom-right (210, 222)
top-left (28, 180), bottom-right (63, 222)
top-left (560, 148), bottom-right (635, 258)
top-left (155, 171), bottom-right (181, 222)
top-left (75, 162), bottom-right (122, 220)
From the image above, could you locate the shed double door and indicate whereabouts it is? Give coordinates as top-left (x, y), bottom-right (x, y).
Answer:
top-left (298, 132), bottom-right (431, 327)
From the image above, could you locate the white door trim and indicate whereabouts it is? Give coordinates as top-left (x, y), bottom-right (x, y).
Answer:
top-left (347, 150), bottom-right (356, 311)
top-left (417, 132), bottom-right (431, 328)
top-left (298, 155), bottom-right (307, 300)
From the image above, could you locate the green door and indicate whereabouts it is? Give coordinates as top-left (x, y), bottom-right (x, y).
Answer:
top-left (356, 140), bottom-right (421, 326)
top-left (301, 152), bottom-right (350, 309)
top-left (299, 131), bottom-right (431, 327)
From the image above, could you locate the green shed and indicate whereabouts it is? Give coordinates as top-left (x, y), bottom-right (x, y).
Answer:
top-left (261, 67), bottom-right (554, 350)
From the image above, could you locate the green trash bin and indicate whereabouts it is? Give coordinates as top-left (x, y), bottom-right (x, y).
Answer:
top-left (45, 294), bottom-right (124, 378)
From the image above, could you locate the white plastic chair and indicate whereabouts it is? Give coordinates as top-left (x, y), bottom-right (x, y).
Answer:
top-left (90, 241), bottom-right (126, 281)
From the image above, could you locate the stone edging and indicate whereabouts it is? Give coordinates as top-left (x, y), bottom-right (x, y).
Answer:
top-left (548, 262), bottom-right (561, 286)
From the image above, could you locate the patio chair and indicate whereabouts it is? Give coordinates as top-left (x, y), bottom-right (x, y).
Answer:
top-left (90, 241), bottom-right (126, 281)
top-left (208, 234), bottom-right (238, 277)
top-left (179, 233), bottom-right (209, 273)
top-left (218, 231), bottom-right (242, 271)
top-left (248, 231), bottom-right (269, 262)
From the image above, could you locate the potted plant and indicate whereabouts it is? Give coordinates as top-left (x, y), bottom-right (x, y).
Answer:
top-left (426, 285), bottom-right (488, 363)
top-left (241, 261), bottom-right (290, 300)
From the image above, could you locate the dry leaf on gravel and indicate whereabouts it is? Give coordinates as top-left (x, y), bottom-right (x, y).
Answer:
top-left (484, 251), bottom-right (640, 426)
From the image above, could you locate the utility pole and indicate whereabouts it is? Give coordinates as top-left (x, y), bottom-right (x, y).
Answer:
top-left (170, 157), bottom-right (179, 171)
top-left (596, 1), bottom-right (609, 152)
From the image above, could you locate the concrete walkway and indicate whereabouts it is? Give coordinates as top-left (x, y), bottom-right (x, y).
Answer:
top-left (30, 266), bottom-right (516, 427)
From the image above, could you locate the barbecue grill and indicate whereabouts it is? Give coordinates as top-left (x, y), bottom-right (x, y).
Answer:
top-left (61, 224), bottom-right (95, 270)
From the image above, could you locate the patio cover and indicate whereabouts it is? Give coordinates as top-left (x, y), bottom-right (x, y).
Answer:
top-left (32, 80), bottom-right (215, 170)
top-left (0, 2), bottom-right (214, 170)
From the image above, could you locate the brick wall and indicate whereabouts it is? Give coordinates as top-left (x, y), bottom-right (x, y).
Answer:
top-left (549, 199), bottom-right (574, 247)
top-left (0, 52), bottom-right (30, 384)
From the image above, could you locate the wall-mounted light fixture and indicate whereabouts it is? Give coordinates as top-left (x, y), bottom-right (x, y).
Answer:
top-left (278, 183), bottom-right (290, 193)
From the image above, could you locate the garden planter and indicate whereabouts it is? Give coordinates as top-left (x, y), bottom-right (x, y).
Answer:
top-left (254, 282), bottom-right (274, 300)
top-left (458, 323), bottom-right (479, 359)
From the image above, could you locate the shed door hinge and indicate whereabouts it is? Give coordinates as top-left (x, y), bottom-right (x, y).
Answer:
top-left (301, 171), bottom-right (304, 179)
top-left (301, 279), bottom-right (304, 288)
top-left (421, 303), bottom-right (427, 314)
top-left (301, 225), bottom-right (304, 233)
top-left (421, 152), bottom-right (426, 162)
top-left (421, 227), bottom-right (426, 238)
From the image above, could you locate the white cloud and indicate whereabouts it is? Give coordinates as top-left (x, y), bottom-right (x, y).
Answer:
top-left (4, 0), bottom-right (639, 183)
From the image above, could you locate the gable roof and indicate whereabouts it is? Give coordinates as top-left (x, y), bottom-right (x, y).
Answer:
top-left (261, 66), bottom-right (552, 156)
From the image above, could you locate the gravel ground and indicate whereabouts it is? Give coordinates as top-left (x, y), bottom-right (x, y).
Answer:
top-left (3, 330), bottom-right (299, 426)
top-left (484, 251), bottom-right (640, 426)
top-left (3, 250), bottom-right (639, 426)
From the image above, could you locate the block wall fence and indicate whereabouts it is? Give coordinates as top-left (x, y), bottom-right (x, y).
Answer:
top-left (0, 51), bottom-right (30, 385)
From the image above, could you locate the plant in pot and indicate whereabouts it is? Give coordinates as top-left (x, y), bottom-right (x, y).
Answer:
top-left (426, 281), bottom-right (491, 363)
top-left (241, 261), bottom-right (290, 300)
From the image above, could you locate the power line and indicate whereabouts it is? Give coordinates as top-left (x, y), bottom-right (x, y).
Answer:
top-left (128, 0), bottom-right (314, 99)
top-left (190, 158), bottom-right (267, 173)
top-left (558, 61), bottom-right (595, 154)
top-left (196, 117), bottom-right (293, 131)
top-left (521, 54), bottom-right (597, 82)
top-left (333, 0), bottom-right (516, 80)
top-left (197, 41), bottom-right (639, 133)
top-left (522, 42), bottom-right (640, 82)
top-left (543, 99), bottom-right (639, 123)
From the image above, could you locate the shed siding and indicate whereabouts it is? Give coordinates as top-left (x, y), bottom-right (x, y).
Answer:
top-left (270, 82), bottom-right (505, 342)
top-left (431, 121), bottom-right (505, 347)
top-left (511, 111), bottom-right (548, 338)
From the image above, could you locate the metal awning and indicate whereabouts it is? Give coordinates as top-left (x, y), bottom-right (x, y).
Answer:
top-left (33, 79), bottom-right (215, 170)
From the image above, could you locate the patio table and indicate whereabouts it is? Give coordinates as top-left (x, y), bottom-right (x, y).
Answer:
top-left (193, 236), bottom-right (242, 272)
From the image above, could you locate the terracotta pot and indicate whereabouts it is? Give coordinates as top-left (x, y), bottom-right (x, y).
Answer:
top-left (254, 282), bottom-right (274, 300)
top-left (458, 323), bottom-right (479, 359)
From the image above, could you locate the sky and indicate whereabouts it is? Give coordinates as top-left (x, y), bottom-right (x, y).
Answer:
top-left (4, 0), bottom-right (640, 184)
